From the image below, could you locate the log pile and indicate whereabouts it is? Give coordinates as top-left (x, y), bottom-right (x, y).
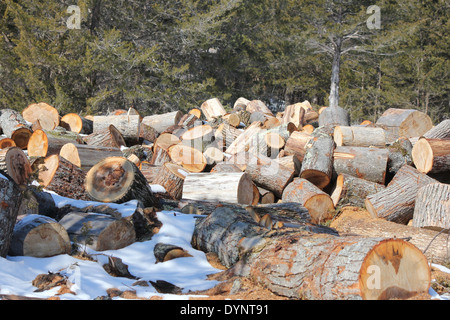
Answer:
top-left (0, 99), bottom-right (448, 300)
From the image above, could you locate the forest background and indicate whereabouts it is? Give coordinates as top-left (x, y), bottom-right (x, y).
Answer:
top-left (0, 0), bottom-right (448, 123)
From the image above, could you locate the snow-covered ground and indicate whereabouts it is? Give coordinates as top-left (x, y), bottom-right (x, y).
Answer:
top-left (0, 172), bottom-right (448, 300)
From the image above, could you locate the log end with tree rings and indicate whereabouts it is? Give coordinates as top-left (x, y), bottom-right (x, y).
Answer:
top-left (11, 127), bottom-right (33, 150)
top-left (358, 238), bottom-right (431, 300)
top-left (0, 138), bottom-right (16, 149)
top-left (27, 129), bottom-right (48, 158)
top-left (32, 154), bottom-right (60, 187)
top-left (22, 102), bottom-right (60, 131)
top-left (412, 138), bottom-right (450, 174)
top-left (0, 146), bottom-right (32, 185)
top-left (168, 144), bottom-right (207, 173)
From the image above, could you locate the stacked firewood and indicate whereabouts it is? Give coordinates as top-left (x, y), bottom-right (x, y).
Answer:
top-left (0, 99), bottom-right (449, 300)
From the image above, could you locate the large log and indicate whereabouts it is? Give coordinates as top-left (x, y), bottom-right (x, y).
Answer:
top-left (333, 146), bottom-right (389, 185)
top-left (0, 178), bottom-right (24, 258)
top-left (59, 212), bottom-right (136, 251)
top-left (333, 126), bottom-right (386, 147)
top-left (8, 215), bottom-right (71, 257)
top-left (181, 124), bottom-right (215, 152)
top-left (85, 156), bottom-right (159, 208)
top-left (93, 115), bottom-right (141, 142)
top-left (423, 119), bottom-right (450, 139)
top-left (0, 109), bottom-right (33, 149)
top-left (411, 138), bottom-right (450, 174)
top-left (22, 102), bottom-right (60, 131)
top-left (141, 111), bottom-right (183, 134)
top-left (282, 102), bottom-right (311, 128)
top-left (60, 113), bottom-right (93, 134)
top-left (365, 165), bottom-right (438, 224)
top-left (201, 98), bottom-right (227, 121)
top-left (318, 106), bottom-right (349, 127)
top-left (152, 162), bottom-right (188, 200)
top-left (0, 146), bottom-right (31, 185)
top-left (282, 178), bottom-right (335, 224)
top-left (376, 108), bottom-right (433, 142)
top-left (82, 124), bottom-right (126, 149)
top-left (299, 129), bottom-right (335, 189)
top-left (412, 183), bottom-right (449, 232)
top-left (330, 208), bottom-right (449, 266)
top-left (182, 172), bottom-right (254, 205)
top-left (330, 173), bottom-right (386, 208)
top-left (192, 206), bottom-right (431, 300)
top-left (168, 144), bottom-right (207, 173)
top-left (283, 131), bottom-right (312, 162)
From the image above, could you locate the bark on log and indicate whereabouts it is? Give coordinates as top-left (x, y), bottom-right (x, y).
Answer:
top-left (9, 215), bottom-right (71, 257)
top-left (330, 173), bottom-right (386, 208)
top-left (192, 206), bottom-right (430, 300)
top-left (177, 113), bottom-right (199, 129)
top-left (201, 98), bottom-right (227, 121)
top-left (141, 111), bottom-right (183, 134)
top-left (150, 145), bottom-right (172, 167)
top-left (182, 172), bottom-right (254, 205)
top-left (0, 109), bottom-right (33, 149)
top-left (83, 124), bottom-right (126, 149)
top-left (70, 144), bottom-right (124, 172)
top-left (152, 162), bottom-right (187, 200)
top-left (246, 100), bottom-right (273, 115)
top-left (333, 126), bottom-right (386, 147)
top-left (210, 162), bottom-right (242, 174)
top-left (139, 123), bottom-right (160, 143)
top-left (333, 146), bottom-right (389, 185)
top-left (59, 212), bottom-right (136, 251)
top-left (93, 115), bottom-right (141, 141)
top-left (60, 113), bottom-right (93, 134)
top-left (85, 156), bottom-right (159, 207)
top-left (0, 178), bottom-right (24, 258)
top-left (423, 119), bottom-right (450, 140)
top-left (387, 137), bottom-right (414, 181)
top-left (412, 138), bottom-right (450, 174)
top-left (318, 106), bottom-right (350, 127)
top-left (283, 131), bottom-right (312, 162)
top-left (168, 144), bottom-right (207, 173)
top-left (412, 183), bottom-right (450, 232)
top-left (215, 123), bottom-right (243, 151)
top-left (233, 97), bottom-right (251, 111)
top-left (376, 108), bottom-right (433, 143)
top-left (274, 155), bottom-right (301, 175)
top-left (330, 208), bottom-right (449, 266)
top-left (27, 129), bottom-right (48, 158)
top-left (299, 130), bottom-right (335, 189)
top-left (0, 146), bottom-right (31, 185)
top-left (244, 153), bottom-right (295, 198)
top-left (365, 165), bottom-right (438, 224)
top-left (138, 162), bottom-right (161, 184)
top-left (22, 102), bottom-right (60, 131)
top-left (154, 243), bottom-right (192, 263)
top-left (282, 178), bottom-right (335, 224)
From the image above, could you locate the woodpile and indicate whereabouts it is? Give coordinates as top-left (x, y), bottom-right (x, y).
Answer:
top-left (0, 99), bottom-right (448, 300)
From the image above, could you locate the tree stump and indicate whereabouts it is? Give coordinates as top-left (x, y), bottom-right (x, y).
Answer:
top-left (9, 215), bottom-right (71, 257)
top-left (85, 157), bottom-right (159, 207)
top-left (411, 138), bottom-right (450, 174)
top-left (412, 183), bottom-right (450, 232)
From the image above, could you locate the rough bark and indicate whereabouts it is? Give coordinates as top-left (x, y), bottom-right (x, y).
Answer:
top-left (152, 162), bottom-right (187, 200)
top-left (333, 126), bottom-right (386, 147)
top-left (0, 109), bottom-right (33, 149)
top-left (141, 111), bottom-right (183, 133)
top-left (83, 124), bottom-right (126, 149)
top-left (412, 183), bottom-right (449, 232)
top-left (200, 98), bottom-right (227, 121)
top-left (318, 106), bottom-right (349, 127)
top-left (0, 146), bottom-right (31, 185)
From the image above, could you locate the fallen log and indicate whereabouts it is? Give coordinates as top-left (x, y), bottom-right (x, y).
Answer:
top-left (201, 98), bottom-right (227, 121)
top-left (192, 205), bottom-right (431, 300)
top-left (333, 146), bottom-right (389, 185)
top-left (412, 183), bottom-right (450, 232)
top-left (141, 111), bottom-right (183, 134)
top-left (0, 146), bottom-right (31, 185)
top-left (85, 156), bottom-right (159, 208)
top-left (333, 126), bottom-right (386, 147)
top-left (365, 165), bottom-right (438, 224)
top-left (60, 113), bottom-right (93, 134)
top-left (411, 138), bottom-right (450, 174)
top-left (83, 124), bottom-right (126, 149)
top-left (93, 114), bottom-right (141, 142)
top-left (330, 208), bottom-right (449, 266)
top-left (22, 102), bottom-right (60, 131)
top-left (58, 212), bottom-right (136, 251)
top-left (182, 172), bottom-right (254, 205)
top-left (8, 215), bottom-right (71, 257)
top-left (0, 109), bottom-right (33, 149)
top-left (282, 178), bottom-right (335, 224)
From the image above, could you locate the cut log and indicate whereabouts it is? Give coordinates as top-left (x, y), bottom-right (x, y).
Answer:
top-left (59, 212), bottom-right (136, 251)
top-left (200, 98), bottom-right (227, 121)
top-left (8, 215), bottom-right (71, 257)
top-left (215, 123), bottom-right (242, 150)
top-left (152, 162), bottom-right (188, 200)
top-left (283, 131), bottom-right (312, 162)
top-left (85, 156), bottom-right (158, 207)
top-left (274, 155), bottom-right (301, 175)
top-left (22, 102), bottom-right (59, 131)
top-left (33, 155), bottom-right (89, 201)
top-left (244, 153), bottom-right (295, 198)
top-left (0, 138), bottom-right (15, 149)
top-left (83, 124), bottom-right (126, 149)
top-left (333, 146), bottom-right (389, 185)
top-left (224, 113), bottom-right (241, 128)
top-left (330, 208), bottom-right (449, 266)
top-left (423, 119), bottom-right (450, 140)
top-left (0, 147), bottom-right (31, 185)
top-left (387, 137), bottom-right (414, 181)
top-left (282, 178), bottom-right (335, 224)
top-left (376, 108), bottom-right (433, 142)
top-left (139, 123), bottom-right (159, 143)
top-left (210, 162), bottom-right (242, 173)
top-left (188, 108), bottom-right (202, 119)
top-left (412, 183), bottom-right (450, 232)
top-left (150, 145), bottom-right (172, 166)
top-left (0, 109), bottom-right (33, 149)
top-left (177, 113), bottom-right (199, 129)
top-left (182, 172), bottom-right (254, 205)
top-left (141, 111), bottom-right (183, 134)
top-left (60, 113), bottom-right (93, 134)
top-left (93, 114), bottom-right (141, 141)
top-left (318, 106), bottom-right (350, 127)
top-left (203, 146), bottom-right (224, 167)
top-left (246, 100), bottom-right (273, 115)
top-left (181, 124), bottom-right (214, 152)
top-left (248, 124), bottom-right (290, 158)
top-left (59, 143), bottom-right (81, 168)
top-left (138, 162), bottom-right (161, 184)
top-left (333, 126), bottom-right (386, 147)
top-left (153, 133), bottom-right (181, 152)
top-left (258, 187), bottom-right (275, 204)
top-left (27, 129), bottom-right (48, 157)
top-left (302, 124), bottom-right (315, 134)
top-left (233, 97), bottom-right (250, 111)
top-left (0, 178), bottom-right (23, 258)
top-left (331, 173), bottom-right (386, 208)
top-left (225, 121), bottom-right (263, 155)
top-left (365, 165), bottom-right (438, 224)
top-left (154, 243), bottom-right (192, 263)
top-left (282, 102), bottom-right (311, 127)
top-left (69, 144), bottom-right (124, 172)
top-left (299, 130), bottom-right (335, 189)
top-left (192, 205), bottom-right (430, 300)
top-left (168, 144), bottom-right (207, 173)
top-left (411, 138), bottom-right (450, 174)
